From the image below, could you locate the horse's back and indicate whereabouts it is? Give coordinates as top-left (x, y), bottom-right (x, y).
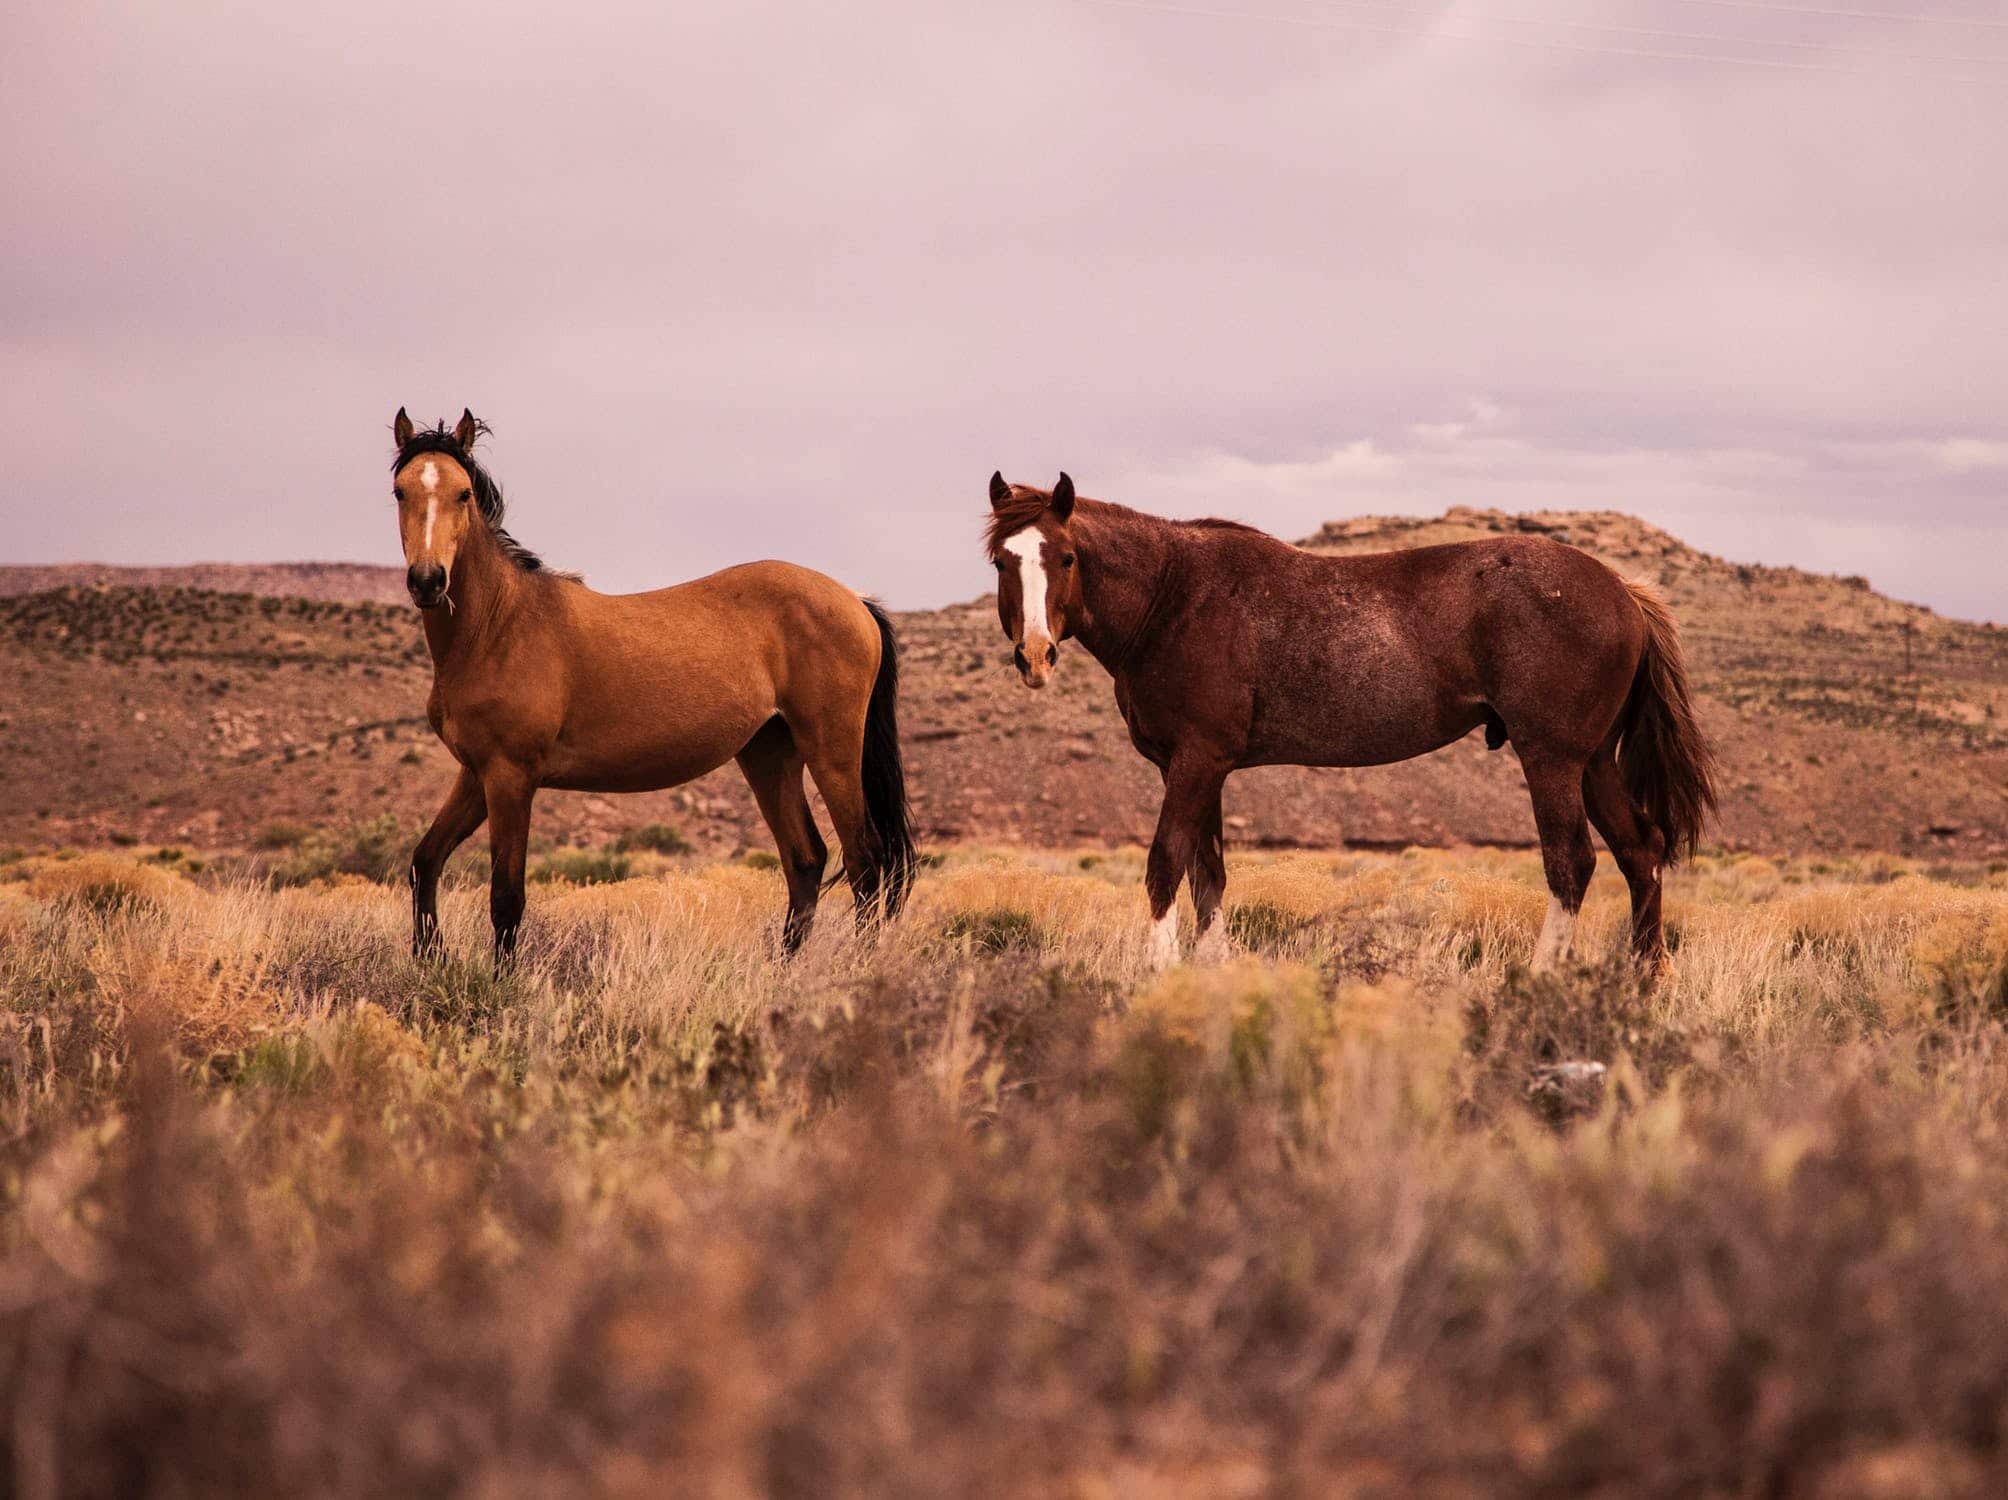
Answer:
top-left (1326, 535), bottom-right (1640, 642)
top-left (1354, 535), bottom-right (1647, 749)
top-left (1218, 533), bottom-right (1645, 766)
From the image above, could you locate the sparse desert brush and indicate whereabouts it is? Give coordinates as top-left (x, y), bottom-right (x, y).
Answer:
top-left (1125, 958), bottom-right (1327, 1067)
top-left (0, 847), bottom-right (2006, 1494)
top-left (911, 856), bottom-right (1141, 969)
top-left (614, 821), bottom-right (691, 856)
top-left (253, 818), bottom-right (313, 849)
top-left (530, 845), bottom-right (632, 886)
top-left (26, 851), bottom-right (191, 917)
top-left (264, 814), bottom-right (407, 886)
top-left (937, 905), bottom-right (1043, 955)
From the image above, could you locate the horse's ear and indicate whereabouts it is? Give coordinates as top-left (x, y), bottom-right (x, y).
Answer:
top-left (393, 408), bottom-right (414, 450)
top-left (989, 470), bottom-right (1010, 508)
top-left (454, 409), bottom-right (481, 451)
top-left (1050, 472), bottom-right (1076, 522)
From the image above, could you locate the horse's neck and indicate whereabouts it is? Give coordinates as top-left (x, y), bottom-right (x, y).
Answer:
top-left (422, 527), bottom-right (524, 672)
top-left (1073, 504), bottom-right (1178, 674)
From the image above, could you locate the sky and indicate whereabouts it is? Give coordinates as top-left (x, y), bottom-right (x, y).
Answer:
top-left (3, 0), bottom-right (2004, 620)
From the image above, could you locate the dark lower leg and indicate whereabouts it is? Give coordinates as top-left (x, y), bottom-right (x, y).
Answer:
top-left (1523, 755), bottom-right (1596, 971)
top-left (780, 822), bottom-right (830, 954)
top-left (738, 729), bottom-right (829, 956)
top-left (806, 755), bottom-right (881, 933)
top-left (1583, 751), bottom-right (1670, 974)
top-left (482, 766), bottom-right (535, 968)
top-left (410, 767), bottom-right (486, 956)
top-left (1145, 758), bottom-right (1229, 968)
top-left (1190, 791), bottom-right (1229, 958)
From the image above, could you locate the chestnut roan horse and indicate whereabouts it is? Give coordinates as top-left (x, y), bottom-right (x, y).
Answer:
top-left (391, 409), bottom-right (914, 961)
top-left (986, 473), bottom-right (1716, 975)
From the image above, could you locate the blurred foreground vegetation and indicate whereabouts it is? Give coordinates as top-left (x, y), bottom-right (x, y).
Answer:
top-left (0, 842), bottom-right (2005, 1496)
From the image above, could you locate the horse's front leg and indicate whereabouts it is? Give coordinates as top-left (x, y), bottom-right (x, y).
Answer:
top-left (1143, 755), bottom-right (1230, 972)
top-left (410, 765), bottom-right (486, 957)
top-left (480, 761), bottom-right (538, 969)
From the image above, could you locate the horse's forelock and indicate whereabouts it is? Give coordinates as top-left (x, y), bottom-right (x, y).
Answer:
top-left (392, 421), bottom-right (548, 573)
top-left (984, 487), bottom-right (1057, 557)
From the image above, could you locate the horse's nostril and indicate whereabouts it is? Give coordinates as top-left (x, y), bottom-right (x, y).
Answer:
top-left (1013, 644), bottom-right (1029, 671)
top-left (1046, 644), bottom-right (1058, 667)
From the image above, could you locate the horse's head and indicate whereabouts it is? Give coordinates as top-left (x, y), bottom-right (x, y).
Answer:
top-left (986, 471), bottom-right (1081, 690)
top-left (389, 408), bottom-right (484, 610)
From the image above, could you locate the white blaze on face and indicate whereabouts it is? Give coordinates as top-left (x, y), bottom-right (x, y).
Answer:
top-left (1147, 906), bottom-right (1179, 971)
top-left (1001, 528), bottom-right (1049, 642)
top-left (420, 461), bottom-right (439, 550)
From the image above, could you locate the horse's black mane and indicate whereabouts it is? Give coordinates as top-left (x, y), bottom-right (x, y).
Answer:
top-left (392, 420), bottom-right (548, 573)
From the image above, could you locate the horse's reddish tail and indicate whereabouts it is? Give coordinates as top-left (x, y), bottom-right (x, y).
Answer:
top-left (859, 599), bottom-right (917, 918)
top-left (1617, 581), bottom-right (1718, 864)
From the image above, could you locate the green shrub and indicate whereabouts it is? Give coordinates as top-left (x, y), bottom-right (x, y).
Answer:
top-left (616, 823), bottom-right (691, 856)
top-left (254, 820), bottom-right (313, 850)
top-left (532, 848), bottom-right (632, 886)
top-left (1226, 900), bottom-right (1313, 954)
top-left (332, 815), bottom-right (406, 882)
top-left (271, 815), bottom-right (405, 886)
top-left (941, 908), bottom-right (1043, 956)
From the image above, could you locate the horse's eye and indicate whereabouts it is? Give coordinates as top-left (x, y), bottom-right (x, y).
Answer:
top-left (993, 558), bottom-right (1006, 571)
top-left (1060, 554), bottom-right (1076, 568)
top-left (393, 488), bottom-right (404, 502)
top-left (458, 489), bottom-right (473, 504)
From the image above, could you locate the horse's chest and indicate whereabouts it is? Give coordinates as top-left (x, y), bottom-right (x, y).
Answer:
top-left (1112, 679), bottom-right (1187, 768)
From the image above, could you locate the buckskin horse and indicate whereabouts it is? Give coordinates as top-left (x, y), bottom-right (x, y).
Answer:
top-left (390, 409), bottom-right (914, 962)
top-left (984, 472), bottom-right (1716, 976)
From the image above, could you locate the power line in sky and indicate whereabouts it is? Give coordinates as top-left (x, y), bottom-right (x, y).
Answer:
top-left (1294, 0), bottom-right (2008, 66)
top-left (1077, 0), bottom-right (1994, 81)
top-left (1668, 0), bottom-right (2008, 28)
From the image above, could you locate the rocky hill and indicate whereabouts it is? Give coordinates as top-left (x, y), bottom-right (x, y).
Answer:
top-left (4, 510), bottom-right (2004, 858)
top-left (0, 562), bottom-right (409, 606)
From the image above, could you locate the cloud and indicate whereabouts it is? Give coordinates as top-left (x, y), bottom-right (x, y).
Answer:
top-left (0, 0), bottom-right (2001, 621)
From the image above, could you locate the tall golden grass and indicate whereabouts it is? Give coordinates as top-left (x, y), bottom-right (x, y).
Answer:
top-left (0, 843), bottom-right (2005, 1496)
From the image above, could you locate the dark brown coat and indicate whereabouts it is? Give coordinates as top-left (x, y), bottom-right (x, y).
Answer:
top-left (986, 473), bottom-right (1715, 973)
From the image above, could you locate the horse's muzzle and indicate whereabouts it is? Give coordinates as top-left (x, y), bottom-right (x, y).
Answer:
top-left (1014, 640), bottom-right (1058, 689)
top-left (407, 564), bottom-right (448, 610)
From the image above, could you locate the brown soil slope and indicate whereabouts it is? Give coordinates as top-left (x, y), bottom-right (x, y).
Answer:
top-left (3, 509), bottom-right (2004, 856)
top-left (0, 562), bottom-right (410, 605)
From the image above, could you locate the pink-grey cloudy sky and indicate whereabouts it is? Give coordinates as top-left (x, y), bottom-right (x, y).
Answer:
top-left (3, 1), bottom-right (2004, 618)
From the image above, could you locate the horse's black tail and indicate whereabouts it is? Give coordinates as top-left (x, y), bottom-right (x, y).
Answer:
top-left (1617, 580), bottom-right (1719, 865)
top-left (858, 599), bottom-right (917, 919)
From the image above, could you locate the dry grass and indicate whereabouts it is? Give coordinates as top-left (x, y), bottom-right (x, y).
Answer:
top-left (1, 843), bottom-right (2007, 1497)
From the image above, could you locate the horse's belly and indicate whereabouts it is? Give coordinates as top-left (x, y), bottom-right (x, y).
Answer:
top-left (1246, 694), bottom-right (1483, 769)
top-left (541, 692), bottom-right (772, 793)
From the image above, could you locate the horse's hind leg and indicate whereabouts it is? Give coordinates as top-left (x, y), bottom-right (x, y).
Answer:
top-left (410, 765), bottom-right (487, 956)
top-left (799, 734), bottom-right (883, 931)
top-left (1189, 785), bottom-right (1231, 965)
top-left (736, 718), bottom-right (829, 956)
top-left (1519, 748), bottom-right (1598, 972)
top-left (1144, 755), bottom-right (1231, 971)
top-left (1583, 744), bottom-right (1669, 977)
